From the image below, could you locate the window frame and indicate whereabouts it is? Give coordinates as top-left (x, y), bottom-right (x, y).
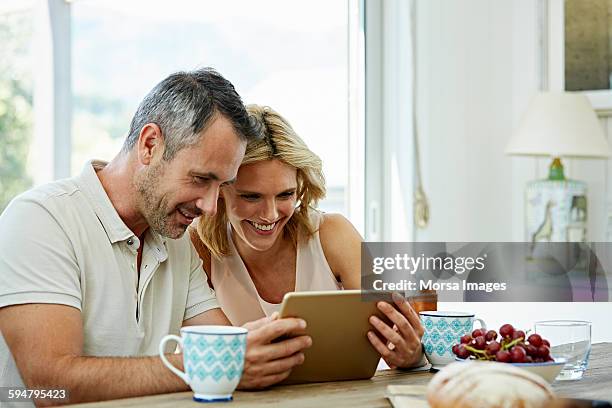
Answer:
top-left (363, 0), bottom-right (416, 241)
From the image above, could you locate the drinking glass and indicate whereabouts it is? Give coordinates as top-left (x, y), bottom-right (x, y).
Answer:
top-left (534, 320), bottom-right (591, 381)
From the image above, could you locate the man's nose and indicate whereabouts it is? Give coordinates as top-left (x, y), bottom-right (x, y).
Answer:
top-left (196, 188), bottom-right (219, 217)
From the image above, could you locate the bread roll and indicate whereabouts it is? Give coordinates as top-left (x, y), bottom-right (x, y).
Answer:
top-left (427, 361), bottom-right (556, 408)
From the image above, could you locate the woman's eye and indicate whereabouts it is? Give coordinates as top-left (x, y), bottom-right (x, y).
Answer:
top-left (240, 195), bottom-right (259, 201)
top-left (278, 192), bottom-right (296, 199)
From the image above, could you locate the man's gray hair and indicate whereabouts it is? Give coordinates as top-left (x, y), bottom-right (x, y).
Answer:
top-left (122, 67), bottom-right (258, 160)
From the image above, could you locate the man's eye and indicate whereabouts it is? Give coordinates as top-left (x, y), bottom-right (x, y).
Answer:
top-left (193, 176), bottom-right (209, 184)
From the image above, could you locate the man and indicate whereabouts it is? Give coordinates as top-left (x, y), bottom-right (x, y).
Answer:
top-left (0, 68), bottom-right (311, 405)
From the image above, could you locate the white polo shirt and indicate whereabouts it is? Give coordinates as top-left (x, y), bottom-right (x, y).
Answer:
top-left (0, 161), bottom-right (220, 356)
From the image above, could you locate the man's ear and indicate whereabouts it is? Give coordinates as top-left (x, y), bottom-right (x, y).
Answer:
top-left (137, 123), bottom-right (165, 165)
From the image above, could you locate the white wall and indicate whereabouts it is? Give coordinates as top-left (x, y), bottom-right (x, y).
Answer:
top-left (413, 0), bottom-right (611, 341)
top-left (415, 0), bottom-right (535, 242)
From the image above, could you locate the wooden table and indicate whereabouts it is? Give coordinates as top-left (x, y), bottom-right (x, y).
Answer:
top-left (72, 343), bottom-right (612, 407)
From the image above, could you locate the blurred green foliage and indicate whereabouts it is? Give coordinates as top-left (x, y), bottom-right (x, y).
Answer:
top-left (0, 11), bottom-right (33, 213)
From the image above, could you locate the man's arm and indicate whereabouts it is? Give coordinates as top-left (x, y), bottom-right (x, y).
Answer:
top-left (0, 303), bottom-right (193, 406)
top-left (1, 300), bottom-right (311, 406)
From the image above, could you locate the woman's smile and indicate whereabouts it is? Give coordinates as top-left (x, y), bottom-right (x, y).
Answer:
top-left (244, 219), bottom-right (279, 236)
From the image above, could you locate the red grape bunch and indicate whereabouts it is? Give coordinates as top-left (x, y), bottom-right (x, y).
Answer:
top-left (451, 324), bottom-right (555, 364)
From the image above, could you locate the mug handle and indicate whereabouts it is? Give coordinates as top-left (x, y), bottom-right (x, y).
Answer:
top-left (159, 334), bottom-right (188, 384)
top-left (472, 318), bottom-right (487, 331)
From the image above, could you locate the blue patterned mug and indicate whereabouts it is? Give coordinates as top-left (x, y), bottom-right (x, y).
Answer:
top-left (419, 311), bottom-right (486, 368)
top-left (159, 325), bottom-right (248, 402)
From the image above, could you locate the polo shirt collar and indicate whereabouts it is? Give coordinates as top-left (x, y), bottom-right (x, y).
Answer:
top-left (75, 160), bottom-right (167, 253)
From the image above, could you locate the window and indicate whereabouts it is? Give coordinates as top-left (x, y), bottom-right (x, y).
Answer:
top-left (0, 1), bottom-right (35, 212)
top-left (71, 0), bottom-right (349, 214)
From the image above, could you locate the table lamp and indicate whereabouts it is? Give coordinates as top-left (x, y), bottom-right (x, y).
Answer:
top-left (506, 92), bottom-right (610, 242)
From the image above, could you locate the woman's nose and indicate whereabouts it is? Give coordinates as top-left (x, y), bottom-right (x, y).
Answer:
top-left (260, 200), bottom-right (278, 222)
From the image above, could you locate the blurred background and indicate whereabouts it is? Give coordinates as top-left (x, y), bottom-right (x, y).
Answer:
top-left (1, 0), bottom-right (610, 340)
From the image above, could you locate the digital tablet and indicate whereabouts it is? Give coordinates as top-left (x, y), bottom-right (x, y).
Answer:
top-left (278, 290), bottom-right (394, 384)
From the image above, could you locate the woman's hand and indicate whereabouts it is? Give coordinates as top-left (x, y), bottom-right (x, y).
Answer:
top-left (366, 292), bottom-right (425, 369)
top-left (239, 314), bottom-right (312, 389)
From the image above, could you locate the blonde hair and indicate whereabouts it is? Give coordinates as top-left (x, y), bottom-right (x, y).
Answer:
top-left (196, 104), bottom-right (326, 259)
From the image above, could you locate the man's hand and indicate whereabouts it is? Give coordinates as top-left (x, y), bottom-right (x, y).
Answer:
top-left (239, 314), bottom-right (312, 389)
top-left (366, 292), bottom-right (425, 369)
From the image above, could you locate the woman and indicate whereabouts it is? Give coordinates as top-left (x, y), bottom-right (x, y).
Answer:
top-left (190, 104), bottom-right (424, 368)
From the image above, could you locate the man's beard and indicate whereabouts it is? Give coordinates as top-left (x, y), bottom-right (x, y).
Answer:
top-left (134, 162), bottom-right (185, 239)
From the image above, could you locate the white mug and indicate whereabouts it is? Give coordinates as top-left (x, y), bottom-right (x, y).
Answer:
top-left (420, 311), bottom-right (486, 368)
top-left (159, 325), bottom-right (248, 402)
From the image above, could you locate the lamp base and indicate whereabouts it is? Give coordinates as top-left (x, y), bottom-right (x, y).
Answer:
top-left (548, 157), bottom-right (565, 181)
top-left (526, 177), bottom-right (587, 243)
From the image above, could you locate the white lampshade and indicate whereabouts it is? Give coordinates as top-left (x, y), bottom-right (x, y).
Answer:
top-left (506, 92), bottom-right (610, 158)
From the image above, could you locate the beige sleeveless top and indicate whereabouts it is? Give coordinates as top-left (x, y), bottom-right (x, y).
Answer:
top-left (211, 212), bottom-right (342, 326)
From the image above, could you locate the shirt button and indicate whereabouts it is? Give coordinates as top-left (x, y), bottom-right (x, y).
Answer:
top-left (127, 238), bottom-right (134, 246)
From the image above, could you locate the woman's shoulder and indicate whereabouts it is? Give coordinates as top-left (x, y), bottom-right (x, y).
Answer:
top-left (317, 213), bottom-right (362, 288)
top-left (318, 213), bottom-right (354, 235)
top-left (318, 213), bottom-right (362, 259)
